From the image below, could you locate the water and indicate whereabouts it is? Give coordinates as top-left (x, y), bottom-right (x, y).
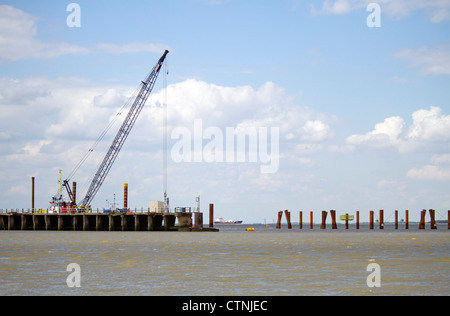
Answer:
top-left (0, 225), bottom-right (449, 296)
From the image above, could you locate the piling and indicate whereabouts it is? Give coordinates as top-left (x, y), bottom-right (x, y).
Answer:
top-left (276, 211), bottom-right (283, 229)
top-left (310, 211), bottom-right (313, 229)
top-left (448, 210), bottom-right (450, 230)
top-left (419, 209), bottom-right (426, 229)
top-left (284, 210), bottom-right (292, 229)
top-left (299, 211), bottom-right (303, 229)
top-left (395, 210), bottom-right (398, 230)
top-left (123, 183), bottom-right (128, 210)
top-left (194, 212), bottom-right (203, 229)
top-left (379, 209), bottom-right (384, 229)
top-left (370, 211), bottom-right (374, 229)
top-left (209, 204), bottom-right (214, 228)
top-left (330, 210), bottom-right (337, 229)
top-left (356, 211), bottom-right (360, 229)
top-left (31, 177), bottom-right (35, 213)
top-left (429, 209), bottom-right (437, 229)
top-left (320, 211), bottom-right (327, 229)
top-left (345, 213), bottom-right (349, 229)
top-left (72, 182), bottom-right (77, 207)
top-left (405, 210), bottom-right (409, 229)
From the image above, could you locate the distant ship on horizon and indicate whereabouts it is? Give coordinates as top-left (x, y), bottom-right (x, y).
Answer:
top-left (214, 217), bottom-right (243, 225)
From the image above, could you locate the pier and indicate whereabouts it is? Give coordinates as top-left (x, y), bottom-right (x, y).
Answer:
top-left (0, 212), bottom-right (218, 232)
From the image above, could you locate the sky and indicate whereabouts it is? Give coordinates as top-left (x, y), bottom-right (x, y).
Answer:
top-left (0, 0), bottom-right (449, 224)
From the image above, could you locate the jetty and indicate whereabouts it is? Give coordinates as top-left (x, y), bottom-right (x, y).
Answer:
top-left (0, 211), bottom-right (218, 232)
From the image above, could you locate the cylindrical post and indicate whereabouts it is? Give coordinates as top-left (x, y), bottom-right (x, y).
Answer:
top-left (31, 177), bottom-right (35, 213)
top-left (299, 211), bottom-right (303, 229)
top-left (285, 210), bottom-right (292, 229)
top-left (320, 211), bottom-right (327, 229)
top-left (370, 211), bottom-right (374, 229)
top-left (448, 210), bottom-right (450, 230)
top-left (419, 209), bottom-right (426, 229)
top-left (429, 209), bottom-right (437, 229)
top-left (276, 211), bottom-right (282, 229)
top-left (356, 211), bottom-right (360, 229)
top-left (123, 183), bottom-right (128, 210)
top-left (72, 182), bottom-right (77, 208)
top-left (405, 210), bottom-right (409, 229)
top-left (310, 211), bottom-right (313, 229)
top-left (379, 209), bottom-right (384, 229)
top-left (345, 213), bottom-right (349, 229)
top-left (330, 210), bottom-right (337, 229)
top-left (395, 210), bottom-right (398, 229)
top-left (209, 204), bottom-right (214, 228)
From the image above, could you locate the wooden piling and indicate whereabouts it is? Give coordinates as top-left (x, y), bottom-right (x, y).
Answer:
top-left (320, 211), bottom-right (327, 229)
top-left (209, 204), bottom-right (214, 228)
top-left (419, 209), bottom-right (426, 229)
top-left (284, 210), bottom-right (292, 229)
top-left (370, 211), bottom-right (374, 229)
top-left (405, 210), bottom-right (409, 229)
top-left (345, 213), bottom-right (349, 229)
top-left (276, 211), bottom-right (282, 229)
top-left (448, 210), bottom-right (450, 230)
top-left (330, 210), bottom-right (337, 229)
top-left (310, 211), bottom-right (313, 229)
top-left (395, 210), bottom-right (398, 230)
top-left (356, 211), bottom-right (359, 229)
top-left (429, 209), bottom-right (437, 229)
top-left (299, 211), bottom-right (303, 229)
top-left (379, 209), bottom-right (384, 229)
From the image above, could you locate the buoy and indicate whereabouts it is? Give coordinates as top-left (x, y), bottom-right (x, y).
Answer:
top-left (245, 227), bottom-right (255, 231)
top-left (265, 225), bottom-right (270, 228)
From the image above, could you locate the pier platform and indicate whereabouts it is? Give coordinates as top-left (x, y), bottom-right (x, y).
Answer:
top-left (0, 212), bottom-right (218, 232)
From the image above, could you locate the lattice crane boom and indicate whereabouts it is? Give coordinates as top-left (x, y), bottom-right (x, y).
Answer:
top-left (79, 50), bottom-right (169, 207)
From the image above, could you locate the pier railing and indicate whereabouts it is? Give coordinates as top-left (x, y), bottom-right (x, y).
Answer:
top-left (0, 208), bottom-right (180, 214)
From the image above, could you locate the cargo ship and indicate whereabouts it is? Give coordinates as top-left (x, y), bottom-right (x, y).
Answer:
top-left (214, 217), bottom-right (243, 225)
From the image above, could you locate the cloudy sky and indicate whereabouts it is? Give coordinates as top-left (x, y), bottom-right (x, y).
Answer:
top-left (0, 0), bottom-right (449, 223)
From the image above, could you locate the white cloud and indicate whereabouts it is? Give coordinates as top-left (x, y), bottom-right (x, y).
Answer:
top-left (406, 106), bottom-right (450, 142)
top-left (407, 153), bottom-right (450, 181)
top-left (312, 0), bottom-right (450, 22)
top-left (148, 79), bottom-right (333, 146)
top-left (301, 120), bottom-right (334, 142)
top-left (407, 165), bottom-right (450, 181)
top-left (0, 76), bottom-right (333, 207)
top-left (0, 5), bottom-right (168, 61)
top-left (346, 107), bottom-right (450, 152)
top-left (394, 45), bottom-right (450, 75)
top-left (94, 42), bottom-right (168, 55)
top-left (0, 5), bottom-right (89, 61)
top-left (321, 0), bottom-right (354, 15)
top-left (346, 116), bottom-right (405, 148)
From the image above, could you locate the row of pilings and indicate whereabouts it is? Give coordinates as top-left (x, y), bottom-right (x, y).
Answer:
top-left (276, 209), bottom-right (450, 230)
top-left (0, 212), bottom-right (200, 232)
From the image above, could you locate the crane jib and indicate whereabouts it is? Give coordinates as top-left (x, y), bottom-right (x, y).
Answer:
top-left (78, 50), bottom-right (169, 207)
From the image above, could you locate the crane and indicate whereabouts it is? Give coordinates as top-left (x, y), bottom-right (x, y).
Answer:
top-left (56, 50), bottom-right (169, 209)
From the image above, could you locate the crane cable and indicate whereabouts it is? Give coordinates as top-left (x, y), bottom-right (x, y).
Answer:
top-left (163, 57), bottom-right (169, 209)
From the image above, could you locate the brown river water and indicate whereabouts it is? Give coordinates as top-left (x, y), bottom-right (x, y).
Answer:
top-left (1, 225), bottom-right (448, 296)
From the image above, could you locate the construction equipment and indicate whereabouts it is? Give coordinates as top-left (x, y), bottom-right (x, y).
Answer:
top-left (53, 50), bottom-right (169, 209)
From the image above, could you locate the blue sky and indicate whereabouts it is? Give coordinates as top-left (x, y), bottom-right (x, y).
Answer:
top-left (0, 0), bottom-right (449, 223)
